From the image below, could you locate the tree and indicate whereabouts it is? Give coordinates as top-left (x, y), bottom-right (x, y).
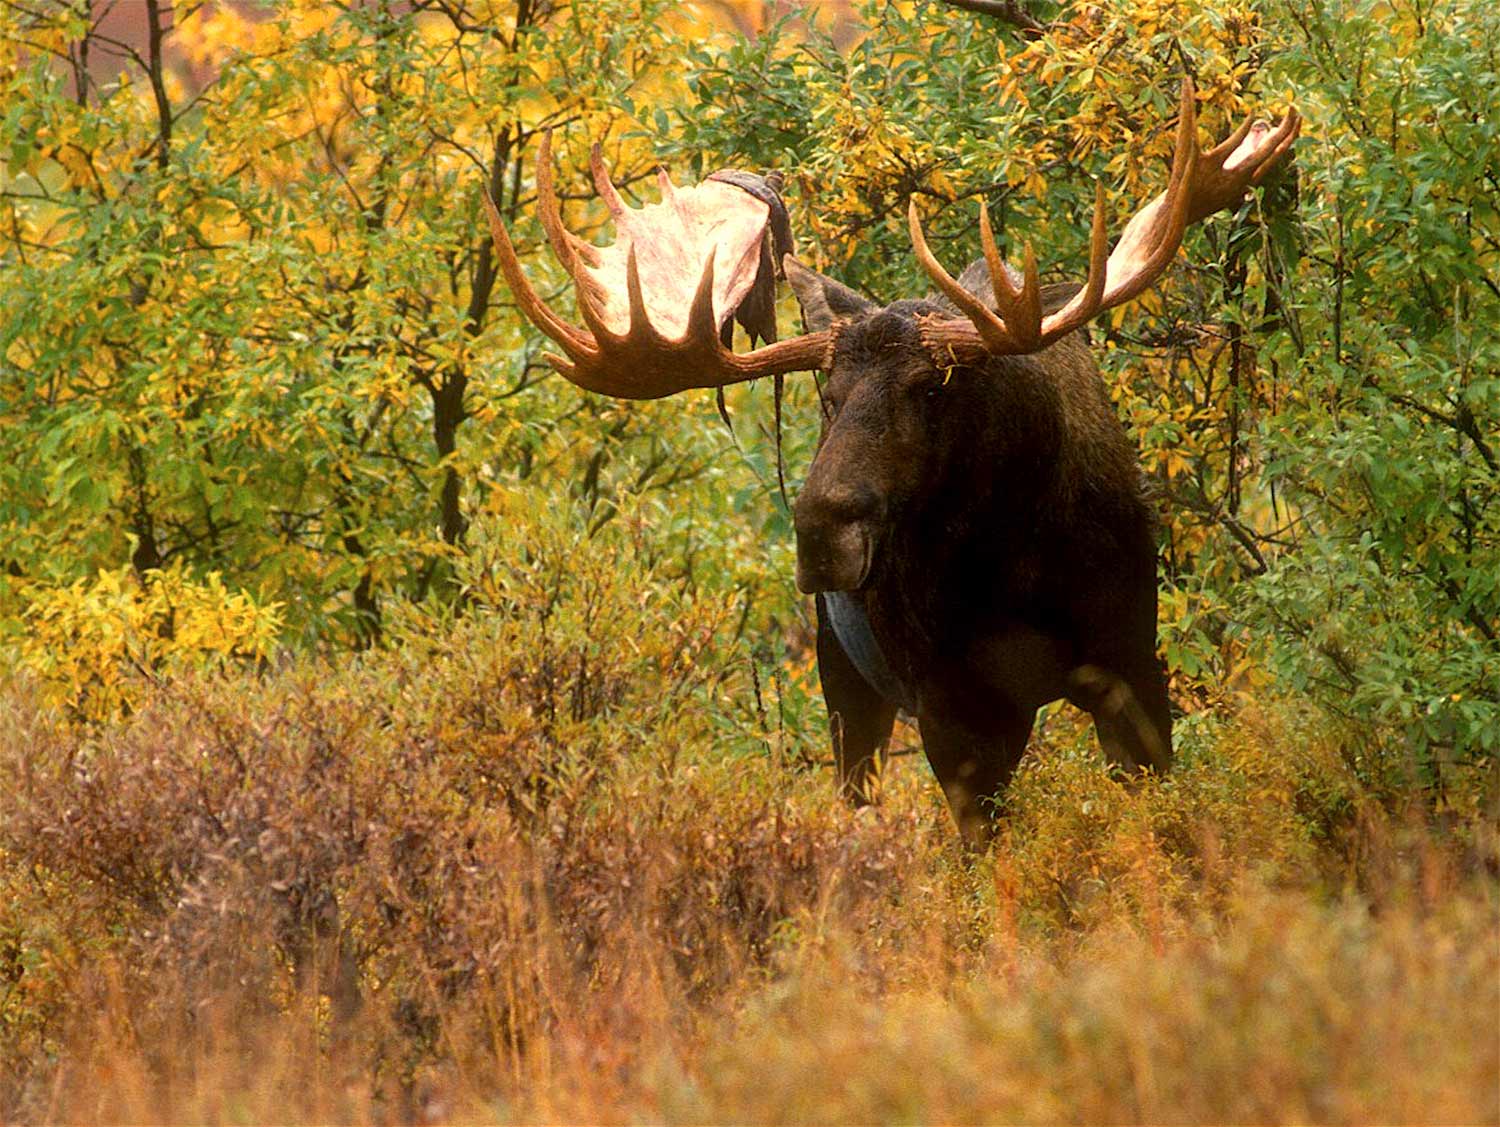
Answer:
top-left (1, 0), bottom-right (722, 648)
top-left (3, 0), bottom-right (1493, 764)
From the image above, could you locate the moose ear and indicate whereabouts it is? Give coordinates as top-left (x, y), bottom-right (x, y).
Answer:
top-left (783, 255), bottom-right (876, 333)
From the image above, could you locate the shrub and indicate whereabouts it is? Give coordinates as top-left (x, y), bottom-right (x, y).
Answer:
top-left (6, 564), bottom-right (281, 723)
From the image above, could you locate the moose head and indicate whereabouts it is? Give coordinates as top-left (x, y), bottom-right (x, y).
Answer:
top-left (485, 79), bottom-right (1299, 844)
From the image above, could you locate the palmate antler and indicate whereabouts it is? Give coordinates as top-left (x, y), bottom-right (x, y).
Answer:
top-left (911, 79), bottom-right (1300, 360)
top-left (482, 135), bottom-right (832, 400)
top-left (486, 80), bottom-right (1298, 397)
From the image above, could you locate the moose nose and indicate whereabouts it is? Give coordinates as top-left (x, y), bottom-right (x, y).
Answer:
top-left (793, 483), bottom-right (884, 594)
top-left (809, 483), bottom-right (882, 526)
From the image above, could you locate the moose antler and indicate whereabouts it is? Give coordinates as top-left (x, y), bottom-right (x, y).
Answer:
top-left (911, 79), bottom-right (1300, 360)
top-left (488, 83), bottom-right (1296, 395)
top-left (483, 134), bottom-right (832, 400)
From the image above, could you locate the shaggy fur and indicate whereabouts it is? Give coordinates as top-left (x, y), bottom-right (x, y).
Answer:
top-left (789, 261), bottom-right (1170, 845)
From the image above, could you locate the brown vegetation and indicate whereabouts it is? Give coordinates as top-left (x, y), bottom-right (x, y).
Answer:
top-left (2, 537), bottom-right (1495, 1123)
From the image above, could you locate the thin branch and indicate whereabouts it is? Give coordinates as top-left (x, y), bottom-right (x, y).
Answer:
top-left (1368, 380), bottom-right (1498, 476)
top-left (935, 0), bottom-right (1046, 37)
top-left (143, 0), bottom-right (174, 171)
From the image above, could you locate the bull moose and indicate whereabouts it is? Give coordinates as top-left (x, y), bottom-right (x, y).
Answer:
top-left (484, 80), bottom-right (1299, 844)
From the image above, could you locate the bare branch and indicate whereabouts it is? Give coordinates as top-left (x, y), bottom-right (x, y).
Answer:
top-left (934, 0), bottom-right (1046, 38)
top-left (143, 0), bottom-right (173, 170)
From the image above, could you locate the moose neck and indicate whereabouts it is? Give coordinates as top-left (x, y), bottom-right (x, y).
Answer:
top-left (903, 352), bottom-right (1068, 553)
top-left (872, 335), bottom-right (1144, 663)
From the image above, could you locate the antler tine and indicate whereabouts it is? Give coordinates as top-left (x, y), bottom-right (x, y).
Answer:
top-left (481, 189), bottom-right (594, 372)
top-left (685, 246), bottom-right (720, 345)
top-left (1256, 107), bottom-right (1301, 177)
top-left (978, 198), bottom-right (1042, 350)
top-left (571, 254), bottom-right (625, 346)
top-left (623, 244), bottom-right (657, 344)
top-left (976, 197), bottom-right (1007, 295)
top-left (589, 143), bottom-right (631, 222)
top-left (536, 132), bottom-right (607, 309)
top-left (909, 197), bottom-right (1021, 353)
top-left (1012, 244), bottom-right (1043, 348)
top-left (1079, 180), bottom-right (1111, 308)
top-left (533, 131), bottom-right (623, 350)
top-left (535, 132), bottom-right (577, 274)
top-left (1038, 180), bottom-right (1111, 340)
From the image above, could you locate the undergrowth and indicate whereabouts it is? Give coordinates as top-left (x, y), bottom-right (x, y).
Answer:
top-left (1, 524), bottom-right (1495, 1124)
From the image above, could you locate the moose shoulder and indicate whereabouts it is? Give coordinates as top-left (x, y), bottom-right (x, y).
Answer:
top-left (484, 80), bottom-right (1299, 845)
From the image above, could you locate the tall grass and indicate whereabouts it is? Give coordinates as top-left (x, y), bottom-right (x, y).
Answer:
top-left (2, 524), bottom-right (1495, 1123)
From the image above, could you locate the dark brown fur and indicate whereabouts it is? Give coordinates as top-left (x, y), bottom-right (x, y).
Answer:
top-left (789, 263), bottom-right (1171, 846)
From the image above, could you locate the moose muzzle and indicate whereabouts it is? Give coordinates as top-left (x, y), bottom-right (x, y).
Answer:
top-left (793, 483), bottom-right (883, 593)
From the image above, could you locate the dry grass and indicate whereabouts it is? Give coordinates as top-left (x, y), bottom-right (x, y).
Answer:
top-left (2, 548), bottom-right (1496, 1124)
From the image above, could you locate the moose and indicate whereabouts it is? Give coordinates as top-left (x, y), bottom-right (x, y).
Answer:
top-left (484, 80), bottom-right (1299, 844)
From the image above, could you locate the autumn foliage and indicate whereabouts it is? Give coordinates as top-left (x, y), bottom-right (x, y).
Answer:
top-left (0, 0), bottom-right (1496, 1122)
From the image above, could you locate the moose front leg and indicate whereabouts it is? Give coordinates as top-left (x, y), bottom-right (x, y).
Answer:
top-left (815, 594), bottom-right (898, 805)
top-left (917, 694), bottom-right (1034, 850)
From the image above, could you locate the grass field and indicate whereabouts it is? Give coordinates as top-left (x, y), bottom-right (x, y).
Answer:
top-left (2, 0), bottom-right (1496, 1121)
top-left (2, 589), bottom-right (1495, 1124)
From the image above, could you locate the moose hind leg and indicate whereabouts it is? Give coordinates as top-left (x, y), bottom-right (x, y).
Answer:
top-left (918, 702), bottom-right (1034, 850)
top-left (816, 595), bottom-right (898, 805)
top-left (1068, 660), bottom-right (1172, 774)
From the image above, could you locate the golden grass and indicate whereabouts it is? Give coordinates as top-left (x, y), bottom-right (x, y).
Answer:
top-left (2, 575), bottom-right (1496, 1124)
